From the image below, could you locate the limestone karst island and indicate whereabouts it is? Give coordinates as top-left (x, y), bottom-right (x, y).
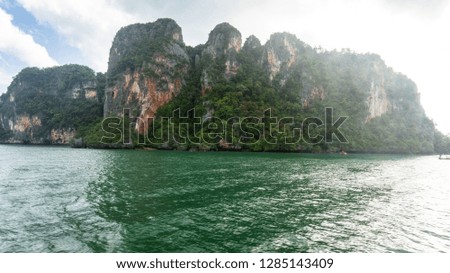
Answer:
top-left (1, 18), bottom-right (450, 154)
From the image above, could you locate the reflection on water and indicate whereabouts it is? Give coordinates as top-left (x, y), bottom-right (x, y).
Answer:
top-left (1, 145), bottom-right (450, 252)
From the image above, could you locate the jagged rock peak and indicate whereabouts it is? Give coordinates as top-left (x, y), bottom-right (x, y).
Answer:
top-left (268, 32), bottom-right (301, 42)
top-left (104, 18), bottom-right (191, 132)
top-left (265, 32), bottom-right (305, 58)
top-left (243, 35), bottom-right (261, 50)
top-left (263, 32), bottom-right (305, 80)
top-left (115, 18), bottom-right (183, 43)
top-left (204, 22), bottom-right (242, 58)
top-left (107, 18), bottom-right (186, 76)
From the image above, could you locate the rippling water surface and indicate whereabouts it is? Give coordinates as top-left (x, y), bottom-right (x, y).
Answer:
top-left (1, 145), bottom-right (449, 252)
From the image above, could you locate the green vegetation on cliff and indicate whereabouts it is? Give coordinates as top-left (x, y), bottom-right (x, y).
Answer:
top-left (147, 37), bottom-right (439, 153)
top-left (89, 19), bottom-right (450, 154)
top-left (0, 65), bottom-right (104, 143)
top-left (434, 131), bottom-right (450, 154)
top-left (2, 19), bottom-right (449, 153)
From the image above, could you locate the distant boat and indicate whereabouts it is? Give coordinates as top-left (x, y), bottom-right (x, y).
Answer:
top-left (439, 155), bottom-right (450, 160)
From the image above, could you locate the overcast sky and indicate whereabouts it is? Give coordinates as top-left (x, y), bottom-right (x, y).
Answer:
top-left (0, 0), bottom-right (449, 133)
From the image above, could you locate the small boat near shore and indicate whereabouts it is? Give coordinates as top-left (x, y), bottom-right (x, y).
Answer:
top-left (439, 155), bottom-right (450, 160)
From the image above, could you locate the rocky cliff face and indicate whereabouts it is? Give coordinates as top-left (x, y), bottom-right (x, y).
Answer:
top-left (104, 18), bottom-right (190, 133)
top-left (103, 20), bottom-right (337, 128)
top-left (362, 58), bottom-right (423, 122)
top-left (104, 19), bottom-right (428, 135)
top-left (0, 65), bottom-right (103, 144)
top-left (0, 18), bottom-right (433, 152)
top-left (263, 33), bottom-right (302, 82)
top-left (366, 61), bottom-right (389, 121)
top-left (104, 20), bottom-right (245, 127)
top-left (195, 23), bottom-right (242, 95)
top-left (261, 33), bottom-right (328, 107)
top-left (202, 23), bottom-right (242, 79)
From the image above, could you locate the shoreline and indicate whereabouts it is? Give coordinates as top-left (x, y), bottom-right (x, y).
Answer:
top-left (0, 142), bottom-right (437, 156)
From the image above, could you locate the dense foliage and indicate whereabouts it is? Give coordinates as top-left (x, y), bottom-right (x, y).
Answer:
top-left (3, 20), bottom-right (448, 154)
top-left (83, 29), bottom-right (450, 154)
top-left (143, 43), bottom-right (441, 154)
top-left (0, 65), bottom-right (104, 142)
top-left (434, 131), bottom-right (450, 154)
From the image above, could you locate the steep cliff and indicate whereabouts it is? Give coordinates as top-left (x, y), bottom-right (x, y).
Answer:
top-left (142, 20), bottom-right (435, 153)
top-left (263, 33), bottom-right (304, 81)
top-left (0, 65), bottom-right (103, 144)
top-left (104, 18), bottom-right (190, 133)
top-left (200, 22), bottom-right (242, 93)
top-left (1, 18), bottom-right (438, 153)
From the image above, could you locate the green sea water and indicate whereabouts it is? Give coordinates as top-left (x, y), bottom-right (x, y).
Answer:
top-left (0, 145), bottom-right (449, 252)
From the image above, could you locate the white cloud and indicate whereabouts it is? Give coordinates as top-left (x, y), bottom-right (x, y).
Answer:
top-left (0, 7), bottom-right (57, 67)
top-left (16, 0), bottom-right (237, 72)
top-left (18, 0), bottom-right (136, 72)
top-left (0, 7), bottom-right (57, 94)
